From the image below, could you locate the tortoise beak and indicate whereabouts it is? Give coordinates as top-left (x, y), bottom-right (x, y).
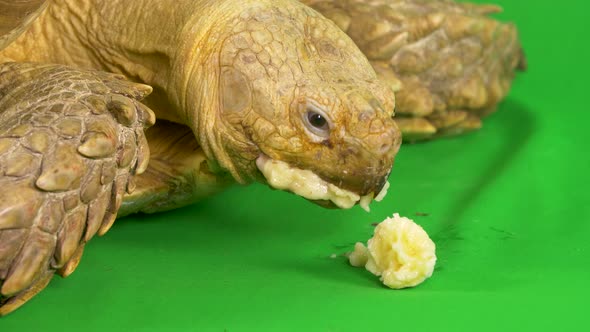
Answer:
top-left (312, 167), bottom-right (392, 210)
top-left (371, 170), bottom-right (391, 196)
top-left (314, 145), bottom-right (397, 197)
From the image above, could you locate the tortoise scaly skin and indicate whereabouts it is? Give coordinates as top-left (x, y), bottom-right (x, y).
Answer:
top-left (0, 63), bottom-right (155, 315)
top-left (0, 0), bottom-right (523, 315)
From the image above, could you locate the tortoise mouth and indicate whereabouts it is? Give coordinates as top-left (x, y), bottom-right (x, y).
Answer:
top-left (255, 154), bottom-right (389, 212)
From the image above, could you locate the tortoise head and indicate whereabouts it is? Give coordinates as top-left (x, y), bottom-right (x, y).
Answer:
top-left (209, 2), bottom-right (401, 208)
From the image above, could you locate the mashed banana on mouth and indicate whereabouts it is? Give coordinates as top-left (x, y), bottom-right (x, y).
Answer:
top-left (257, 156), bottom-right (388, 211)
top-left (349, 213), bottom-right (436, 289)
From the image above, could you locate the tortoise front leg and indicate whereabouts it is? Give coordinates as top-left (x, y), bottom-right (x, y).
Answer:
top-left (303, 0), bottom-right (525, 141)
top-left (0, 62), bottom-right (155, 316)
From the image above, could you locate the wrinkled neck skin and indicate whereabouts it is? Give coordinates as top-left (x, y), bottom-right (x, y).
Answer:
top-left (0, 0), bottom-right (253, 181)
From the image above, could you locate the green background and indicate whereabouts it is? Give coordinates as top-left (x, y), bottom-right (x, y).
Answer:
top-left (3, 0), bottom-right (589, 330)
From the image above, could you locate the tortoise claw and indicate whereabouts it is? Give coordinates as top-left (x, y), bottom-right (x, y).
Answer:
top-left (57, 243), bottom-right (85, 278)
top-left (0, 270), bottom-right (53, 317)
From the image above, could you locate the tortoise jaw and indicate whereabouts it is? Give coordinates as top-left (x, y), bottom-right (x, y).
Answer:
top-left (255, 155), bottom-right (389, 212)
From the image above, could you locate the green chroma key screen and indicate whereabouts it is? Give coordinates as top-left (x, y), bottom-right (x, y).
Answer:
top-left (3, 0), bottom-right (589, 330)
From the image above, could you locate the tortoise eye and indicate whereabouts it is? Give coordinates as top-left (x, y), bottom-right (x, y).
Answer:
top-left (307, 111), bottom-right (328, 130)
top-left (304, 106), bottom-right (331, 138)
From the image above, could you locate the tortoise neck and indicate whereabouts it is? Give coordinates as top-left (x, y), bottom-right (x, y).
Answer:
top-left (0, 0), bottom-right (260, 181)
top-left (0, 0), bottom-right (232, 124)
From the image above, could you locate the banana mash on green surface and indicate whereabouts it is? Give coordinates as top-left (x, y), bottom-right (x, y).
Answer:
top-left (349, 214), bottom-right (436, 289)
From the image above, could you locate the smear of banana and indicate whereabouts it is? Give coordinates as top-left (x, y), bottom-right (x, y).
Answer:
top-left (257, 156), bottom-right (388, 211)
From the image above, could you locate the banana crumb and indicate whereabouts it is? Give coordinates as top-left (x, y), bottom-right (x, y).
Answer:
top-left (349, 213), bottom-right (436, 289)
top-left (348, 242), bottom-right (369, 267)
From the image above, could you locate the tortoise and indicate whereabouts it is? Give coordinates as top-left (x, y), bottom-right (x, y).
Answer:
top-left (0, 0), bottom-right (524, 315)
